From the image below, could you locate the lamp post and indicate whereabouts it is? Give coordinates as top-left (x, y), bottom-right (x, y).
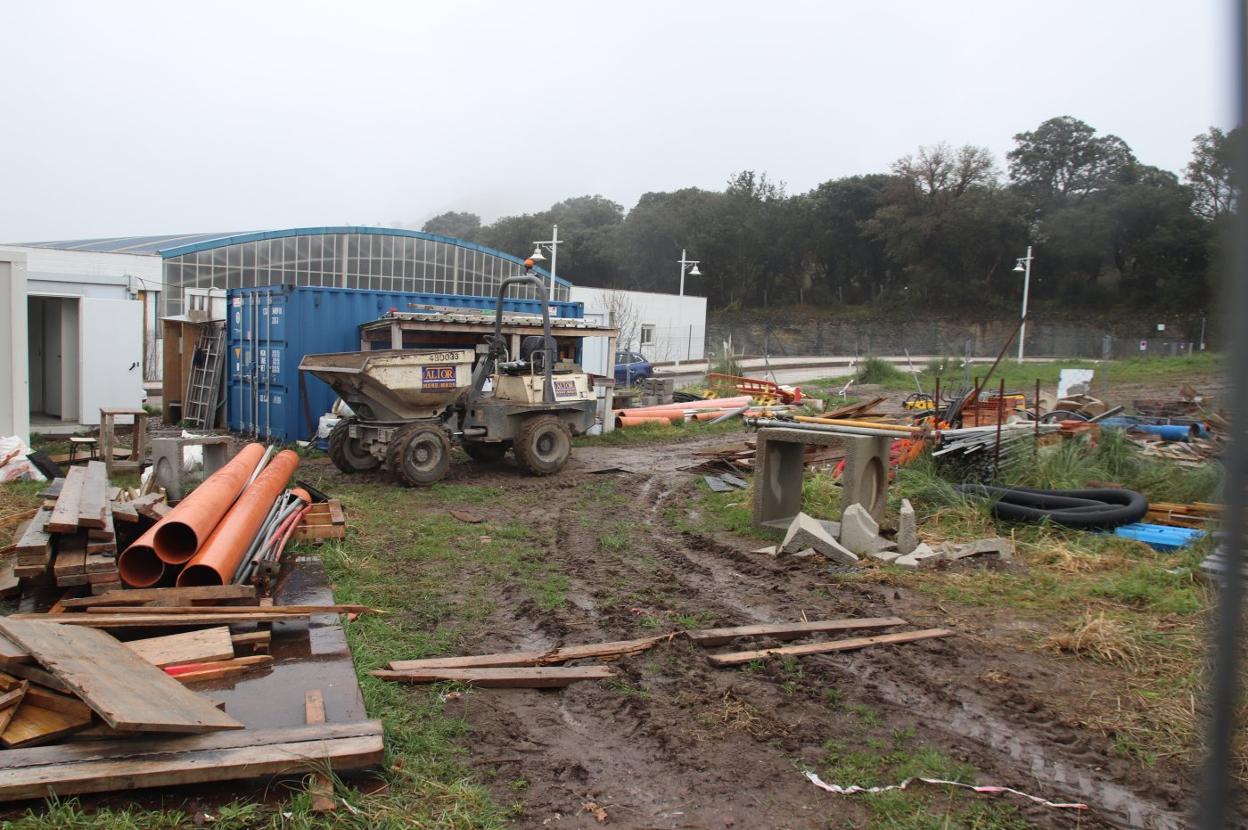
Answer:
top-left (529, 224), bottom-right (560, 301)
top-left (677, 248), bottom-right (701, 297)
top-left (1013, 246), bottom-right (1034, 363)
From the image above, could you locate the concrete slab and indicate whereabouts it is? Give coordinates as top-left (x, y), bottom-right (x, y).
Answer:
top-left (782, 512), bottom-right (858, 565)
top-left (895, 542), bottom-right (942, 568)
top-left (898, 499), bottom-right (917, 555)
top-left (839, 503), bottom-right (880, 557)
top-left (945, 537), bottom-right (1016, 562)
top-left (840, 435), bottom-right (891, 521)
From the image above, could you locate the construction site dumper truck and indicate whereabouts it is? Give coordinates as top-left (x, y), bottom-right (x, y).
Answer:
top-left (300, 267), bottom-right (599, 486)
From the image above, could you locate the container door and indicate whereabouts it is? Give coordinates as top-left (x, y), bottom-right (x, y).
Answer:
top-left (257, 291), bottom-right (288, 440)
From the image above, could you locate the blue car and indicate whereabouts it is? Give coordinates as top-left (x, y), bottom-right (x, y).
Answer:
top-left (614, 350), bottom-right (653, 386)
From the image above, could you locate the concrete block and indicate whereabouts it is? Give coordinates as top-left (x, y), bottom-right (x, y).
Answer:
top-left (150, 436), bottom-right (232, 502)
top-left (752, 428), bottom-right (847, 529)
top-left (869, 549), bottom-right (901, 563)
top-left (840, 435), bottom-right (891, 522)
top-left (782, 512), bottom-right (858, 565)
top-left (945, 537), bottom-right (1015, 562)
top-left (898, 499), bottom-right (917, 555)
top-left (838, 503), bottom-right (880, 557)
top-left (894, 542), bottom-right (942, 568)
top-left (752, 545), bottom-right (778, 556)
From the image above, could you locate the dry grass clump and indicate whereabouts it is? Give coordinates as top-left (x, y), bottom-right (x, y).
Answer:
top-left (1045, 611), bottom-right (1143, 668)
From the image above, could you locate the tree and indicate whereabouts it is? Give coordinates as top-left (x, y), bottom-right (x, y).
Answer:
top-left (1007, 116), bottom-right (1136, 203)
top-left (422, 211), bottom-right (482, 240)
top-left (1186, 126), bottom-right (1240, 220)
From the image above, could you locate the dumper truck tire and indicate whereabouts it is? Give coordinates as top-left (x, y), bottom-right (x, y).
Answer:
top-left (514, 414), bottom-right (572, 476)
top-left (388, 424), bottom-right (452, 486)
top-left (328, 421), bottom-right (381, 473)
top-left (463, 441), bottom-right (510, 463)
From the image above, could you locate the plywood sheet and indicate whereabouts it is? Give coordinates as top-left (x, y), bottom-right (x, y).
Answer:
top-left (123, 627), bottom-right (235, 668)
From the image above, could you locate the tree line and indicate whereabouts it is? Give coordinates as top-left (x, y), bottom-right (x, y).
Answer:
top-left (421, 117), bottom-right (1239, 315)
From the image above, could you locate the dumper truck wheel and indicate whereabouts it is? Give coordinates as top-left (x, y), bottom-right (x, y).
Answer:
top-left (388, 424), bottom-right (451, 486)
top-left (328, 421), bottom-right (381, 473)
top-left (463, 441), bottom-right (510, 463)
top-left (513, 415), bottom-right (572, 476)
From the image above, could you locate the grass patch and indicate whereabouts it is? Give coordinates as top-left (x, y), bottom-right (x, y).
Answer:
top-left (818, 729), bottom-right (1028, 829)
top-left (856, 357), bottom-right (908, 386)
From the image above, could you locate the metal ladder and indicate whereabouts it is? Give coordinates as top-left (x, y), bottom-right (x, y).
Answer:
top-left (183, 324), bottom-right (226, 429)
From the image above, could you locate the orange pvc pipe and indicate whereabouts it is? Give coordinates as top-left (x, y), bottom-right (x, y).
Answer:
top-left (177, 449), bottom-right (301, 587)
top-left (618, 416), bottom-right (675, 428)
top-left (694, 411), bottom-right (732, 421)
top-left (117, 523), bottom-right (166, 588)
top-left (153, 443), bottom-right (266, 564)
top-left (612, 409), bottom-right (686, 422)
top-left (618, 396), bottom-right (752, 412)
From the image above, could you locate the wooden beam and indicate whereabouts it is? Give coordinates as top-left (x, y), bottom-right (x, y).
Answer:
top-left (304, 689), bottom-right (336, 813)
top-left (4, 662), bottom-right (73, 694)
top-left (47, 465), bottom-right (88, 533)
top-left (706, 629), bottom-right (955, 666)
top-left (59, 584), bottom-right (258, 608)
top-left (13, 509), bottom-right (51, 557)
top-left (83, 604), bottom-right (378, 616)
top-left (8, 611), bottom-right (309, 627)
top-left (0, 681), bottom-right (26, 735)
top-left (371, 666), bottom-right (616, 688)
top-left (0, 619), bottom-right (243, 733)
top-left (0, 720), bottom-right (385, 802)
top-left (686, 617), bottom-right (909, 648)
top-left (1, 699), bottom-right (92, 748)
top-left (387, 635), bottom-right (669, 671)
top-left (0, 633), bottom-right (28, 667)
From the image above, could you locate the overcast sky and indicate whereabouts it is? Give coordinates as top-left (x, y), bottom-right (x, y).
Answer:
top-left (1, 1), bottom-right (1234, 243)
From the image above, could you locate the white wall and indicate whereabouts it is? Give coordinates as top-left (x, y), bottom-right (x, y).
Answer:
top-left (0, 252), bottom-right (30, 444)
top-left (569, 287), bottom-right (707, 364)
top-left (0, 246), bottom-right (160, 299)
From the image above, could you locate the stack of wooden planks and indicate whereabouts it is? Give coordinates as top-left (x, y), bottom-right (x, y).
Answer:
top-left (1145, 501), bottom-right (1222, 529)
top-left (291, 499), bottom-right (347, 542)
top-left (12, 463), bottom-right (170, 595)
top-left (688, 438), bottom-right (845, 473)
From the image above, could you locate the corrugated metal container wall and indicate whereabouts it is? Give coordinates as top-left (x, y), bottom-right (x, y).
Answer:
top-left (227, 285), bottom-right (583, 441)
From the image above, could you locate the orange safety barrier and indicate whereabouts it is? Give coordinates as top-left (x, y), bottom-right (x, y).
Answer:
top-left (176, 449), bottom-right (300, 587)
top-left (117, 523), bottom-right (166, 588)
top-left (152, 443), bottom-right (267, 565)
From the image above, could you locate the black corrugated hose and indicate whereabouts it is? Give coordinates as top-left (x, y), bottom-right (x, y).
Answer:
top-left (954, 484), bottom-right (1149, 529)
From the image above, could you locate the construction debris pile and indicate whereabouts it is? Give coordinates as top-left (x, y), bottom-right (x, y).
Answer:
top-left (0, 586), bottom-right (382, 802)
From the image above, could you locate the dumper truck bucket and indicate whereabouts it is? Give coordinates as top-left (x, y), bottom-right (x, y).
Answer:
top-left (299, 349), bottom-right (475, 421)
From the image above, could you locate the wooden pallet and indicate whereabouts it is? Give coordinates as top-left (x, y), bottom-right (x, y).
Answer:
top-left (291, 500), bottom-right (346, 541)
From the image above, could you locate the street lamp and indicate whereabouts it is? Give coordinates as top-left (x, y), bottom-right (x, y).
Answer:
top-left (1013, 246), bottom-right (1034, 363)
top-left (677, 248), bottom-right (701, 297)
top-left (530, 224), bottom-right (561, 301)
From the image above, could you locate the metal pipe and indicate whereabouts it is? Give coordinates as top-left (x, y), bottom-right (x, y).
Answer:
top-left (229, 494), bottom-right (294, 584)
top-left (749, 418), bottom-right (918, 439)
top-left (247, 444), bottom-right (275, 487)
top-left (993, 378), bottom-right (1005, 479)
top-left (709, 405), bottom-right (750, 425)
top-left (792, 415), bottom-right (916, 433)
top-left (149, 443), bottom-right (267, 565)
top-left (177, 450), bottom-right (300, 587)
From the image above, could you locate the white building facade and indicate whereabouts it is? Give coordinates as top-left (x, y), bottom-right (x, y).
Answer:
top-left (0, 245), bottom-right (153, 435)
top-left (569, 286), bottom-right (706, 374)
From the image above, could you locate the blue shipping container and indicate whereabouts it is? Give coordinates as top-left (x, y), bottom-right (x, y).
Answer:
top-left (228, 285), bottom-right (583, 441)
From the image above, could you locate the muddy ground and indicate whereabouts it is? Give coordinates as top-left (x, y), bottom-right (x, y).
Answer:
top-left (310, 426), bottom-right (1205, 830)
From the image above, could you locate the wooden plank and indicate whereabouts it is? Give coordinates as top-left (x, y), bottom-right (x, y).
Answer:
top-left (23, 685), bottom-right (93, 719)
top-left (6, 612), bottom-right (308, 627)
top-left (0, 633), bottom-right (30, 666)
top-left (84, 604), bottom-right (377, 616)
top-left (123, 627), bottom-right (235, 668)
top-left (0, 722), bottom-right (384, 801)
top-left (0, 561), bottom-right (17, 599)
top-left (0, 672), bottom-right (23, 691)
top-left (388, 635), bottom-right (668, 671)
top-left (1, 701), bottom-right (92, 748)
top-left (0, 619), bottom-right (243, 733)
top-left (166, 655), bottom-right (272, 677)
top-left (170, 662), bottom-right (267, 684)
top-left (110, 501), bottom-right (140, 524)
top-left (0, 685), bottom-right (25, 711)
top-left (47, 465), bottom-right (88, 533)
top-left (54, 535), bottom-right (86, 578)
top-left (77, 461), bottom-right (109, 529)
top-left (371, 666), bottom-right (616, 688)
top-left (304, 689), bottom-right (336, 813)
top-left (706, 628), bottom-right (955, 666)
top-left (0, 682), bottom-right (26, 735)
top-left (327, 500), bottom-right (345, 524)
top-left (4, 662), bottom-right (73, 694)
top-left (87, 510), bottom-right (115, 541)
top-left (686, 617), bottom-right (909, 647)
top-left (60, 584), bottom-right (257, 608)
top-left (230, 630), bottom-right (271, 649)
top-left (132, 493), bottom-right (168, 521)
top-left (291, 523), bottom-right (346, 541)
top-left (13, 509), bottom-right (52, 556)
top-left (0, 508), bottom-right (37, 530)
top-left (85, 553), bottom-right (117, 574)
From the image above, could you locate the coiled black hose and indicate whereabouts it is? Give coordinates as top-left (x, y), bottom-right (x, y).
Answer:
top-left (954, 484), bottom-right (1149, 528)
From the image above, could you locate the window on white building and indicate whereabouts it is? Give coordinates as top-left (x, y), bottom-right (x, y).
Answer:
top-left (640, 324), bottom-right (655, 346)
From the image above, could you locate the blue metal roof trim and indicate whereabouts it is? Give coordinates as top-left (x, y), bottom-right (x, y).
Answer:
top-left (156, 226), bottom-right (571, 287)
